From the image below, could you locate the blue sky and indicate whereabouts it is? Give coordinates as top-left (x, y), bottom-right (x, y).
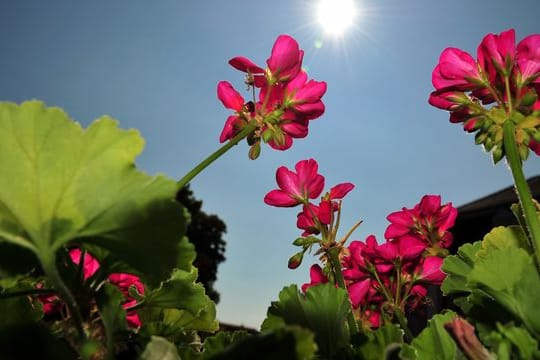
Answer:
top-left (1, 0), bottom-right (539, 328)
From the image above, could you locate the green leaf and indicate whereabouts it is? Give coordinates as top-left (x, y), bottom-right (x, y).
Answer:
top-left (261, 283), bottom-right (351, 358)
top-left (206, 326), bottom-right (317, 360)
top-left (482, 323), bottom-right (540, 359)
top-left (140, 267), bottom-right (218, 340)
top-left (441, 241), bottom-right (481, 296)
top-left (468, 247), bottom-right (540, 337)
top-left (200, 331), bottom-right (250, 358)
top-left (140, 336), bottom-right (181, 360)
top-left (354, 324), bottom-right (403, 360)
top-left (0, 101), bottom-right (185, 285)
top-left (400, 311), bottom-right (460, 360)
top-left (476, 226), bottom-right (529, 258)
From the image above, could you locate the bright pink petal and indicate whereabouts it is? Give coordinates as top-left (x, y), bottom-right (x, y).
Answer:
top-left (301, 264), bottom-right (328, 293)
top-left (282, 120), bottom-right (309, 138)
top-left (69, 249), bottom-right (100, 280)
top-left (264, 189), bottom-right (299, 207)
top-left (377, 241), bottom-right (398, 261)
top-left (530, 140), bottom-right (540, 155)
top-left (397, 235), bottom-right (427, 260)
top-left (329, 183), bottom-right (355, 200)
top-left (217, 81), bottom-right (244, 111)
top-left (318, 200), bottom-right (332, 224)
top-left (267, 35), bottom-right (303, 82)
top-left (293, 101), bottom-right (325, 118)
top-left (517, 34), bottom-right (540, 83)
top-left (348, 279), bottom-right (371, 308)
top-left (419, 195), bottom-right (441, 216)
top-left (219, 115), bottom-right (242, 143)
top-left (420, 256), bottom-right (446, 285)
top-left (228, 56), bottom-right (265, 74)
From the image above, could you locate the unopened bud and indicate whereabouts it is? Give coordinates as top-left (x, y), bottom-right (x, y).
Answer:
top-left (475, 131), bottom-right (487, 145)
top-left (492, 147), bottom-right (504, 164)
top-left (532, 130), bottom-right (540, 142)
top-left (273, 130), bottom-right (286, 147)
top-left (518, 144), bottom-right (529, 161)
top-left (262, 129), bottom-right (273, 143)
top-left (483, 138), bottom-right (494, 151)
top-left (248, 142), bottom-right (261, 160)
top-left (293, 236), bottom-right (320, 247)
top-left (288, 252), bottom-right (304, 269)
top-left (521, 89), bottom-right (538, 107)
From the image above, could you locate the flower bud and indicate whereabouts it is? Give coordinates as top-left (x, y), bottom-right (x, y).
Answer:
top-left (521, 89), bottom-right (538, 107)
top-left (248, 142), bottom-right (261, 160)
top-left (262, 128), bottom-right (274, 143)
top-left (492, 147), bottom-right (504, 164)
top-left (288, 252), bottom-right (304, 269)
top-left (475, 131), bottom-right (488, 145)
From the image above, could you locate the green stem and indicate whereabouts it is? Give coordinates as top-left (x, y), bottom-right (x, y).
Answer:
top-left (176, 123), bottom-right (257, 190)
top-left (394, 307), bottom-right (414, 342)
top-left (327, 247), bottom-right (359, 337)
top-left (0, 287), bottom-right (55, 299)
top-left (371, 265), bottom-right (414, 341)
top-left (40, 253), bottom-right (87, 341)
top-left (503, 121), bottom-right (540, 269)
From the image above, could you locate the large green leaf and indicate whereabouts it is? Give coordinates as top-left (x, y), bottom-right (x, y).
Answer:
top-left (482, 323), bottom-right (540, 359)
top-left (0, 101), bottom-right (185, 284)
top-left (261, 283), bottom-right (351, 358)
top-left (400, 311), bottom-right (461, 360)
top-left (468, 247), bottom-right (540, 337)
top-left (476, 226), bottom-right (529, 258)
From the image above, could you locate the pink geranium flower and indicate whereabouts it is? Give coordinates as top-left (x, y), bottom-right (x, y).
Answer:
top-left (38, 248), bottom-right (144, 329)
top-left (417, 256), bottom-right (446, 285)
top-left (264, 159), bottom-right (325, 207)
top-left (301, 264), bottom-right (328, 293)
top-left (478, 29), bottom-right (515, 80)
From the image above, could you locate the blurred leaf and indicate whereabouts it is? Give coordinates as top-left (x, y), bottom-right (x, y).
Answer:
top-left (0, 101), bottom-right (185, 285)
top-left (400, 311), bottom-right (460, 360)
top-left (441, 241), bottom-right (481, 296)
top-left (201, 331), bottom-right (250, 358)
top-left (140, 336), bottom-right (181, 360)
top-left (354, 324), bottom-right (403, 360)
top-left (0, 294), bottom-right (42, 329)
top-left (261, 283), bottom-right (350, 358)
top-left (206, 326), bottom-right (317, 360)
top-left (482, 323), bottom-right (540, 359)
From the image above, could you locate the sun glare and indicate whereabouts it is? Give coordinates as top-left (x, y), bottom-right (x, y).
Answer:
top-left (316, 0), bottom-right (357, 36)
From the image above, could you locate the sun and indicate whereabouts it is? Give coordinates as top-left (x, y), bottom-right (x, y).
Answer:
top-left (316, 0), bottom-right (358, 36)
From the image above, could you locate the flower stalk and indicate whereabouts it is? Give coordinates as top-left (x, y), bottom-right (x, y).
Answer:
top-left (40, 253), bottom-right (87, 342)
top-left (503, 121), bottom-right (540, 268)
top-left (327, 246), bottom-right (359, 337)
top-left (177, 123), bottom-right (257, 190)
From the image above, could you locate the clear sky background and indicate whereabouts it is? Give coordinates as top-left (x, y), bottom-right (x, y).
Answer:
top-left (1, 0), bottom-right (539, 328)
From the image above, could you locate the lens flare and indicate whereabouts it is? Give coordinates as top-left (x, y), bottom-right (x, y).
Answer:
top-left (316, 0), bottom-right (357, 36)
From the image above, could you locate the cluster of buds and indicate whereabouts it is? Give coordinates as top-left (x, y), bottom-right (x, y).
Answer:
top-left (38, 248), bottom-right (144, 328)
top-left (429, 29), bottom-right (540, 163)
top-left (303, 195), bottom-right (457, 329)
top-left (218, 35), bottom-right (327, 159)
top-left (263, 158), bottom-right (355, 268)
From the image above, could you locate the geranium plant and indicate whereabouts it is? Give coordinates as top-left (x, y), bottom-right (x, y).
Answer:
top-left (0, 30), bottom-right (539, 359)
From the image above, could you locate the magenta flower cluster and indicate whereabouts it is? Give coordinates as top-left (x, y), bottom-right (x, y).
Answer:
top-left (429, 29), bottom-right (540, 162)
top-left (303, 195), bottom-right (457, 329)
top-left (218, 35), bottom-right (327, 157)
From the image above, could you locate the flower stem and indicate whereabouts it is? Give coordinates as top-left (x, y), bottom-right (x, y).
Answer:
top-left (0, 287), bottom-right (55, 299)
top-left (394, 307), bottom-right (414, 342)
top-left (327, 247), bottom-right (359, 337)
top-left (503, 121), bottom-right (540, 268)
top-left (176, 123), bottom-right (257, 190)
top-left (40, 253), bottom-right (87, 342)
